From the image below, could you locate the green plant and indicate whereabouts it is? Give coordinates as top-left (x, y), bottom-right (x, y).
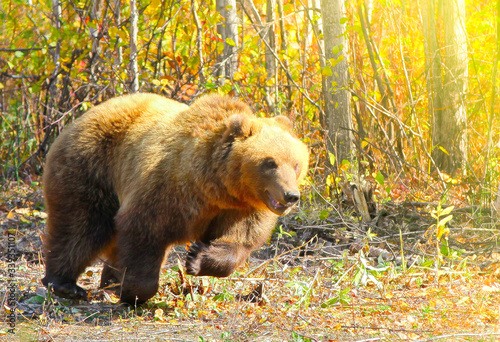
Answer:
top-left (427, 202), bottom-right (454, 261)
top-left (352, 250), bottom-right (389, 291)
top-left (290, 331), bottom-right (313, 342)
top-left (321, 287), bottom-right (351, 307)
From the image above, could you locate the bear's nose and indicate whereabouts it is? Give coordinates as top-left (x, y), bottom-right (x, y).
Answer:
top-left (284, 191), bottom-right (300, 204)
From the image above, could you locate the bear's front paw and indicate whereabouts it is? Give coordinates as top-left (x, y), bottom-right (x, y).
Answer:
top-left (185, 241), bottom-right (239, 278)
top-left (42, 276), bottom-right (88, 300)
top-left (185, 241), bottom-right (209, 276)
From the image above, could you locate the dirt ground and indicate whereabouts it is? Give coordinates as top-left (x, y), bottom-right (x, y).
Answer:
top-left (1, 181), bottom-right (500, 341)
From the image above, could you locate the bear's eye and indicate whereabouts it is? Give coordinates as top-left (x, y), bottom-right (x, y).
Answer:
top-left (261, 158), bottom-right (278, 170)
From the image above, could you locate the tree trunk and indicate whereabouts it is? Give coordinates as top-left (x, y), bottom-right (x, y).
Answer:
top-left (130, 0), bottom-right (139, 93)
top-left (88, 0), bottom-right (103, 85)
top-left (277, 0), bottom-right (292, 110)
top-left (192, 0), bottom-right (205, 85)
top-left (47, 0), bottom-right (61, 119)
top-left (216, 0), bottom-right (239, 80)
top-left (38, 0), bottom-right (61, 160)
top-left (311, 0), bottom-right (325, 124)
top-left (321, 0), bottom-right (353, 167)
top-left (421, 0), bottom-right (442, 170)
top-left (358, 4), bottom-right (387, 111)
top-left (113, 0), bottom-right (122, 78)
top-left (430, 0), bottom-right (468, 174)
top-left (49, 0), bottom-right (61, 98)
top-left (265, 0), bottom-right (276, 112)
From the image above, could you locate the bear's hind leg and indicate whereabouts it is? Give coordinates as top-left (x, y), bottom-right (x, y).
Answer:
top-left (42, 193), bottom-right (119, 300)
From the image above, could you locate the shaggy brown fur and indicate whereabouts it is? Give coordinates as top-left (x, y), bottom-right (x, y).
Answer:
top-left (42, 93), bottom-right (309, 304)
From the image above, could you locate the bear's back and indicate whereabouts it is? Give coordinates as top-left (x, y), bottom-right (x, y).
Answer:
top-left (44, 94), bottom-right (189, 189)
top-left (74, 93), bottom-right (188, 143)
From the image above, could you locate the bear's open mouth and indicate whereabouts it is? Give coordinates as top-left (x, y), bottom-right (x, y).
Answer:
top-left (265, 190), bottom-right (292, 216)
top-left (266, 191), bottom-right (285, 208)
top-left (270, 195), bottom-right (284, 208)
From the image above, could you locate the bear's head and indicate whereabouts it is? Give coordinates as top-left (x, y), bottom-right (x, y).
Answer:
top-left (221, 114), bottom-right (309, 215)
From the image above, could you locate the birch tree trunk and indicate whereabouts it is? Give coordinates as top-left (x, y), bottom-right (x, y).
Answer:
top-left (47, 0), bottom-right (61, 120)
top-left (321, 0), bottom-right (353, 166)
top-left (421, 0), bottom-right (443, 169)
top-left (311, 0), bottom-right (327, 127)
top-left (430, 0), bottom-right (468, 174)
top-left (192, 0), bottom-right (205, 84)
top-left (277, 0), bottom-right (292, 109)
top-left (265, 0), bottom-right (276, 112)
top-left (216, 0), bottom-right (239, 80)
top-left (37, 0), bottom-right (62, 159)
top-left (488, 0), bottom-right (500, 211)
top-left (113, 0), bottom-right (122, 75)
top-left (130, 0), bottom-right (139, 93)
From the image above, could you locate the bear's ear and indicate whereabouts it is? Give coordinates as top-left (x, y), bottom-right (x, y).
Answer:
top-left (274, 115), bottom-right (293, 131)
top-left (222, 114), bottom-right (255, 142)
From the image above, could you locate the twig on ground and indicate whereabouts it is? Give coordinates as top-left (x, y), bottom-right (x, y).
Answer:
top-left (243, 236), bottom-right (318, 277)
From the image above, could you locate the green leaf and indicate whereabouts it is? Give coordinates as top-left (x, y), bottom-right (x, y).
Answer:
top-left (326, 174), bottom-right (333, 186)
top-left (291, 331), bottom-right (312, 342)
top-left (440, 205), bottom-right (455, 216)
top-left (328, 152), bottom-right (336, 166)
top-left (225, 38), bottom-right (236, 46)
top-left (87, 20), bottom-right (97, 29)
top-left (332, 44), bottom-right (343, 55)
top-left (322, 288), bottom-right (351, 307)
top-left (438, 145), bottom-right (450, 155)
top-left (353, 268), bottom-right (362, 286)
top-left (319, 210), bottom-right (329, 220)
top-left (375, 171), bottom-right (385, 185)
top-left (322, 66), bottom-right (332, 76)
top-left (438, 214), bottom-right (453, 226)
top-left (421, 259), bottom-right (434, 268)
top-left (20, 216), bottom-right (31, 224)
top-left (321, 296), bottom-right (339, 308)
top-left (24, 295), bottom-right (45, 304)
top-left (340, 17), bottom-right (348, 25)
top-left (14, 51), bottom-right (24, 58)
top-left (213, 292), bottom-right (234, 301)
top-left (440, 240), bottom-right (451, 256)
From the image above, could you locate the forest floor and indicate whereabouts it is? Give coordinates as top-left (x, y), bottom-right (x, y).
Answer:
top-left (1, 180), bottom-right (500, 342)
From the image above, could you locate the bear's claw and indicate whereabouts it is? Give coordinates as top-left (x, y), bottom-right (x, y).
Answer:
top-left (186, 241), bottom-right (209, 275)
top-left (43, 278), bottom-right (88, 300)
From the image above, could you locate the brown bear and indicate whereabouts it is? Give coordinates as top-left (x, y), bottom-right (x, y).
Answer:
top-left (41, 93), bottom-right (309, 304)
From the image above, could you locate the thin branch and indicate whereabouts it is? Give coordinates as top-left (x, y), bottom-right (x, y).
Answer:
top-left (0, 47), bottom-right (43, 52)
top-left (357, 5), bottom-right (387, 109)
top-left (240, 0), bottom-right (324, 116)
top-left (413, 332), bottom-right (500, 342)
top-left (243, 236), bottom-right (318, 277)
